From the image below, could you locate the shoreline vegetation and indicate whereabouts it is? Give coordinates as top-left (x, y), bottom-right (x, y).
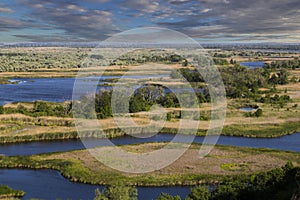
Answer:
top-left (0, 47), bottom-right (300, 198)
top-left (0, 51), bottom-right (299, 143)
top-left (0, 143), bottom-right (299, 186)
top-left (0, 184), bottom-right (25, 199)
top-left (0, 120), bottom-right (300, 144)
top-left (0, 98), bottom-right (299, 144)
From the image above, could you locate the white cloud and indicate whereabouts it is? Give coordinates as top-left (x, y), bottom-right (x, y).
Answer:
top-left (201, 8), bottom-right (212, 13)
top-left (0, 7), bottom-right (13, 13)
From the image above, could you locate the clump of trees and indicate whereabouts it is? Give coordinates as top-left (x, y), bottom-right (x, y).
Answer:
top-left (110, 50), bottom-right (187, 66)
top-left (244, 108), bottom-right (263, 117)
top-left (2, 101), bottom-right (72, 117)
top-left (156, 162), bottom-right (300, 200)
top-left (76, 85), bottom-right (206, 119)
top-left (94, 184), bottom-right (137, 200)
top-left (175, 65), bottom-right (290, 100)
top-left (0, 184), bottom-right (25, 198)
top-left (0, 49), bottom-right (87, 72)
top-left (171, 69), bottom-right (204, 83)
top-left (213, 58), bottom-right (229, 66)
top-left (264, 59), bottom-right (300, 70)
top-left (257, 94), bottom-right (291, 108)
top-left (268, 69), bottom-right (289, 85)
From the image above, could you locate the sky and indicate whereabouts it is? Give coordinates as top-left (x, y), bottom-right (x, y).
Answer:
top-left (0, 0), bottom-right (299, 43)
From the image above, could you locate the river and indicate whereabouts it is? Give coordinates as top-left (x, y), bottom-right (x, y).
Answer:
top-left (0, 75), bottom-right (167, 105)
top-left (0, 76), bottom-right (299, 199)
top-left (0, 169), bottom-right (191, 199)
top-left (1, 133), bottom-right (300, 156)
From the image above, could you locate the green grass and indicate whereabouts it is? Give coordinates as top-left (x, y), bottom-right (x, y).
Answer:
top-left (222, 121), bottom-right (300, 137)
top-left (220, 163), bottom-right (248, 172)
top-left (0, 144), bottom-right (299, 186)
top-left (0, 154), bottom-right (218, 186)
top-left (0, 184), bottom-right (25, 198)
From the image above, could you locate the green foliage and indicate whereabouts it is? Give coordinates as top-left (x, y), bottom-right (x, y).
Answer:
top-left (95, 91), bottom-right (113, 119)
top-left (171, 69), bottom-right (204, 83)
top-left (0, 106), bottom-right (4, 114)
top-left (110, 50), bottom-right (186, 65)
top-left (268, 69), bottom-right (289, 85)
top-left (94, 184), bottom-right (137, 200)
top-left (158, 163), bottom-right (300, 200)
top-left (244, 108), bottom-right (263, 117)
top-left (166, 112), bottom-right (172, 121)
top-left (220, 163), bottom-right (248, 171)
top-left (94, 189), bottom-right (108, 200)
top-left (129, 93), bottom-right (150, 113)
top-left (0, 49), bottom-right (87, 72)
top-left (174, 65), bottom-right (290, 100)
top-left (157, 193), bottom-right (181, 200)
top-left (213, 58), bottom-right (229, 65)
top-left (254, 108), bottom-right (263, 117)
top-left (257, 94), bottom-right (291, 107)
top-left (264, 59), bottom-right (300, 70)
top-left (78, 84), bottom-right (195, 118)
top-left (213, 53), bottom-right (230, 58)
top-left (220, 66), bottom-right (268, 98)
top-left (0, 184), bottom-right (25, 197)
top-left (230, 59), bottom-right (236, 65)
top-left (186, 186), bottom-right (210, 200)
top-left (158, 93), bottom-right (180, 108)
top-left (3, 101), bottom-right (72, 117)
top-left (210, 163), bottom-right (300, 200)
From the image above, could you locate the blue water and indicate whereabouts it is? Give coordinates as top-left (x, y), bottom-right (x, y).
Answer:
top-left (1, 75), bottom-right (299, 199)
top-left (1, 132), bottom-right (300, 156)
top-left (240, 61), bottom-right (264, 69)
top-left (1, 132), bottom-right (300, 199)
top-left (0, 75), bottom-right (168, 105)
top-left (239, 107), bottom-right (256, 112)
top-left (0, 169), bottom-right (190, 200)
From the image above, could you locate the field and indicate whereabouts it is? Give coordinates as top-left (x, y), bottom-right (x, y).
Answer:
top-left (0, 47), bottom-right (300, 198)
top-left (0, 143), bottom-right (299, 186)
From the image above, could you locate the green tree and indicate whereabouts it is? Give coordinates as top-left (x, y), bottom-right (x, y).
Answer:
top-left (95, 91), bottom-right (113, 119)
top-left (94, 185), bottom-right (137, 200)
top-left (129, 93), bottom-right (148, 113)
top-left (254, 108), bottom-right (263, 117)
top-left (157, 193), bottom-right (181, 200)
top-left (94, 188), bottom-right (108, 200)
top-left (0, 105), bottom-right (4, 114)
top-left (186, 186), bottom-right (210, 200)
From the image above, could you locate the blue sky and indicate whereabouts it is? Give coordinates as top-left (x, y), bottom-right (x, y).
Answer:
top-left (0, 0), bottom-right (299, 43)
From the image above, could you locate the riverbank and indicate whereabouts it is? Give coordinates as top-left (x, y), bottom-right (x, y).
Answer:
top-left (0, 143), bottom-right (299, 186)
top-left (0, 118), bottom-right (299, 144)
top-left (0, 184), bottom-right (25, 199)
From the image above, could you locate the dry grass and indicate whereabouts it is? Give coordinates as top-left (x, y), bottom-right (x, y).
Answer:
top-left (46, 143), bottom-right (300, 176)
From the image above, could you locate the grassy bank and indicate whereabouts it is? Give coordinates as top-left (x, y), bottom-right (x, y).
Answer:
top-left (0, 143), bottom-right (299, 186)
top-left (222, 120), bottom-right (300, 138)
top-left (0, 184), bottom-right (25, 199)
top-left (0, 120), bottom-right (299, 144)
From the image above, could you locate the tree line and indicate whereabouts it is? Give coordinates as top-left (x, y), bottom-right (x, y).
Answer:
top-left (94, 162), bottom-right (300, 200)
top-left (76, 85), bottom-right (208, 119)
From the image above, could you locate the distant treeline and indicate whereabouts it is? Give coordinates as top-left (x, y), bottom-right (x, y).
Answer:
top-left (110, 51), bottom-right (187, 66)
top-left (0, 101), bottom-right (72, 117)
top-left (264, 59), bottom-right (300, 70)
top-left (174, 66), bottom-right (289, 100)
top-left (75, 85), bottom-right (208, 120)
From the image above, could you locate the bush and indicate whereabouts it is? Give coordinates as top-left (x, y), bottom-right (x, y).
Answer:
top-left (157, 193), bottom-right (181, 200)
top-left (94, 184), bottom-right (137, 200)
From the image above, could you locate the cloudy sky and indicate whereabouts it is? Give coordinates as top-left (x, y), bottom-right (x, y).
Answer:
top-left (0, 0), bottom-right (299, 43)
